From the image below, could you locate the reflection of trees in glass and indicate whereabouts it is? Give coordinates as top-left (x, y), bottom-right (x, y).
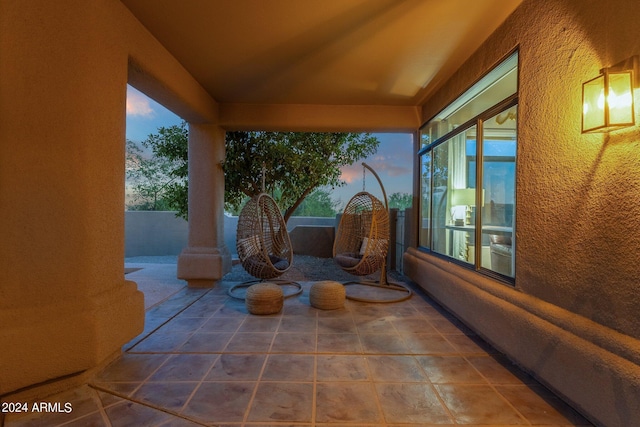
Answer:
top-left (388, 192), bottom-right (413, 210)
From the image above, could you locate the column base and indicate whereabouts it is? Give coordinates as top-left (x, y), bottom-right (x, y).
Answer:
top-left (177, 246), bottom-right (232, 287)
top-left (0, 279), bottom-right (144, 397)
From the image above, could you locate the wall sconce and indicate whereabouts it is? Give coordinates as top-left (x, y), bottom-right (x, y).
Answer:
top-left (582, 56), bottom-right (638, 133)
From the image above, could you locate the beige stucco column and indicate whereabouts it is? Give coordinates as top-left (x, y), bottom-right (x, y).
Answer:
top-left (0, 0), bottom-right (144, 396)
top-left (177, 124), bottom-right (232, 287)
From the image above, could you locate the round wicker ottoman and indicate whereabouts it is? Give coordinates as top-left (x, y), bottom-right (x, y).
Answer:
top-left (245, 283), bottom-right (283, 315)
top-left (310, 281), bottom-right (346, 310)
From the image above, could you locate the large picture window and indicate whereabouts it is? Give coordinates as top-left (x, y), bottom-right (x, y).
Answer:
top-left (418, 51), bottom-right (518, 281)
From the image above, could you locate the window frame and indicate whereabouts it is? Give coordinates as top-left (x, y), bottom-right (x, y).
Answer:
top-left (417, 52), bottom-right (519, 284)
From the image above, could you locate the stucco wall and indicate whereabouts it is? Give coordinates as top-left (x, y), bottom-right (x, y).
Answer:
top-left (407, 0), bottom-right (640, 425)
top-left (124, 212), bottom-right (337, 258)
top-left (0, 0), bottom-right (218, 396)
top-left (419, 0), bottom-right (640, 339)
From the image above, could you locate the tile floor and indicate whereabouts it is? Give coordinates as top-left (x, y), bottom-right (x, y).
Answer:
top-left (5, 267), bottom-right (593, 427)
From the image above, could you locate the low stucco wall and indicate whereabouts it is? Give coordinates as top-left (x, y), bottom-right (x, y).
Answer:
top-left (126, 211), bottom-right (338, 257)
top-left (404, 248), bottom-right (640, 427)
top-left (125, 211), bottom-right (189, 257)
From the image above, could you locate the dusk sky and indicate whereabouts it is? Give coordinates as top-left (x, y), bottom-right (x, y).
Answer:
top-left (126, 85), bottom-right (413, 209)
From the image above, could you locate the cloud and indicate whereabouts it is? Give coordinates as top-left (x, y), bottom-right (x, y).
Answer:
top-left (126, 88), bottom-right (155, 118)
top-left (340, 164), bottom-right (361, 183)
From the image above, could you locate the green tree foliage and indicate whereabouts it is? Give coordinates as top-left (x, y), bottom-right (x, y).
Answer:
top-left (125, 123), bottom-right (189, 218)
top-left (388, 192), bottom-right (413, 210)
top-left (127, 124), bottom-right (379, 222)
top-left (291, 188), bottom-right (340, 217)
top-left (224, 131), bottom-right (380, 222)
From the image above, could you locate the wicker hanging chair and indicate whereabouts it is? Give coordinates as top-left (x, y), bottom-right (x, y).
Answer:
top-left (229, 192), bottom-right (302, 300)
top-left (236, 192), bottom-right (292, 279)
top-left (333, 163), bottom-right (412, 303)
top-left (334, 191), bottom-right (389, 276)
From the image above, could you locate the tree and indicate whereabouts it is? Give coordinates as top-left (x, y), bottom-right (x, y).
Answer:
top-left (126, 123), bottom-right (189, 218)
top-left (224, 131), bottom-right (380, 222)
top-left (125, 139), bottom-right (185, 212)
top-left (291, 188), bottom-right (340, 217)
top-left (131, 124), bottom-right (380, 222)
top-left (388, 192), bottom-right (413, 210)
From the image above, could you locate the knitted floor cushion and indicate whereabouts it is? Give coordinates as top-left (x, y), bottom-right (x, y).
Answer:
top-left (245, 282), bottom-right (283, 315)
top-left (310, 280), bottom-right (346, 310)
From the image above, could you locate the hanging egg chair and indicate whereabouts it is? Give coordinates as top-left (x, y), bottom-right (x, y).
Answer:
top-left (333, 163), bottom-right (412, 303)
top-left (236, 192), bottom-right (292, 280)
top-left (228, 165), bottom-right (302, 300)
top-left (334, 191), bottom-right (389, 276)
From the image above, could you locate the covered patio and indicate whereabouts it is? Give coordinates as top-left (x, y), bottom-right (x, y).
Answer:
top-left (2, 1), bottom-right (640, 426)
top-left (6, 259), bottom-right (589, 426)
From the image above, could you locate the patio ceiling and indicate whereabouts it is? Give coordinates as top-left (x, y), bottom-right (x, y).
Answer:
top-left (122, 0), bottom-right (522, 107)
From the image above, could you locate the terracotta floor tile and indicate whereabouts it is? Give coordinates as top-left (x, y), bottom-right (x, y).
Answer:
top-left (416, 355), bottom-right (487, 384)
top-left (316, 355), bottom-right (369, 381)
top-left (18, 266), bottom-right (592, 427)
top-left (403, 333), bottom-right (458, 355)
top-left (360, 333), bottom-right (409, 354)
top-left (261, 354), bottom-right (315, 381)
top-left (129, 331), bottom-right (192, 352)
top-left (182, 382), bottom-right (255, 423)
top-left (435, 384), bottom-right (526, 425)
top-left (239, 316), bottom-right (281, 332)
top-left (225, 332), bottom-right (275, 352)
top-left (353, 315), bottom-right (396, 333)
top-left (205, 354), bottom-right (266, 381)
top-left (278, 316), bottom-right (317, 333)
top-left (247, 382), bottom-right (313, 423)
top-left (178, 331), bottom-right (233, 352)
top-left (270, 332), bottom-right (316, 353)
top-left (467, 355), bottom-right (534, 384)
top-left (391, 317), bottom-right (437, 334)
top-left (367, 355), bottom-right (429, 382)
top-left (131, 381), bottom-right (198, 412)
top-left (62, 411), bottom-right (109, 426)
top-left (96, 353), bottom-right (169, 382)
top-left (317, 316), bottom-right (357, 333)
top-left (446, 333), bottom-right (495, 354)
top-left (375, 382), bottom-right (452, 424)
top-left (497, 384), bottom-right (592, 425)
top-left (104, 400), bottom-right (173, 426)
top-left (316, 382), bottom-right (382, 424)
top-left (199, 316), bottom-right (244, 332)
top-left (149, 354), bottom-right (218, 382)
top-left (316, 333), bottom-right (363, 353)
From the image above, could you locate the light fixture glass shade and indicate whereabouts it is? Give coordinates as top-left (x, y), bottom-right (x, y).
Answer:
top-left (582, 70), bottom-right (635, 132)
top-left (451, 188), bottom-right (477, 206)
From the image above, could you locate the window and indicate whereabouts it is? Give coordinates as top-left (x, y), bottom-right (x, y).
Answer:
top-left (418, 51), bottom-right (518, 281)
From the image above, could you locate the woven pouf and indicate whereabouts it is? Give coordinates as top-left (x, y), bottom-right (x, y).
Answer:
top-left (245, 283), bottom-right (283, 315)
top-left (310, 281), bottom-right (346, 310)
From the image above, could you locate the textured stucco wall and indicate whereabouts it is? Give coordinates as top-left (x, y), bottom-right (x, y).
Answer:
top-left (409, 0), bottom-right (640, 425)
top-left (0, 0), bottom-right (218, 396)
top-left (420, 0), bottom-right (640, 340)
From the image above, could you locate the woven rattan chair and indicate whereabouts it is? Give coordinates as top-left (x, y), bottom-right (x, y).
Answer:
top-left (230, 192), bottom-right (302, 300)
top-left (333, 163), bottom-right (412, 303)
top-left (334, 191), bottom-right (389, 276)
top-left (236, 192), bottom-right (292, 280)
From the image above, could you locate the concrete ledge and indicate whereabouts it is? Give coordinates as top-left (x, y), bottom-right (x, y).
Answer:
top-left (403, 247), bottom-right (640, 427)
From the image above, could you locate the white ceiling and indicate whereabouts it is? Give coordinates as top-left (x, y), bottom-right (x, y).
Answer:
top-left (121, 0), bottom-right (522, 107)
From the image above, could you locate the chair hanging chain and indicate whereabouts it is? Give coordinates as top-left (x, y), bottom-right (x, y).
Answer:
top-left (362, 164), bottom-right (366, 192)
top-left (261, 162), bottom-right (266, 193)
